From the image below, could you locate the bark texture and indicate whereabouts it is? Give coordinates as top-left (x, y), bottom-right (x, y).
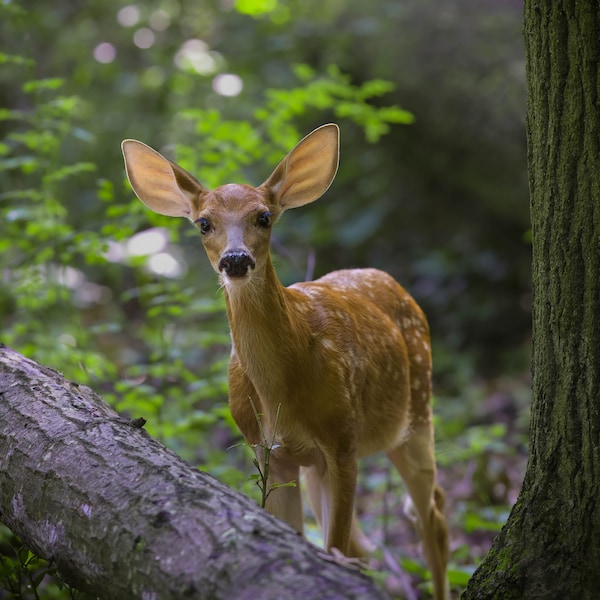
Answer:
top-left (0, 345), bottom-right (389, 600)
top-left (463, 1), bottom-right (600, 598)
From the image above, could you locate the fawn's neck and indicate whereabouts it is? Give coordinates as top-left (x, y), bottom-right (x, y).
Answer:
top-left (223, 259), bottom-right (311, 394)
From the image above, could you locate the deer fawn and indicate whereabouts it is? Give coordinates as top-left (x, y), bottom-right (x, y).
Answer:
top-left (121, 124), bottom-right (449, 599)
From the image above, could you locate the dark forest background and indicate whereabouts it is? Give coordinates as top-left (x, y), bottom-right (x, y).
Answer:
top-left (0, 1), bottom-right (529, 597)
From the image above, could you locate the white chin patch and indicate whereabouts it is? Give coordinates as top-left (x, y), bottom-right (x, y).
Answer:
top-left (221, 272), bottom-right (251, 289)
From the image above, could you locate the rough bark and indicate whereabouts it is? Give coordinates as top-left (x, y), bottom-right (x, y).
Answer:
top-left (0, 345), bottom-right (389, 600)
top-left (463, 1), bottom-right (600, 598)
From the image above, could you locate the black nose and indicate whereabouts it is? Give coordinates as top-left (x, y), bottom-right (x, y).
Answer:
top-left (218, 251), bottom-right (256, 277)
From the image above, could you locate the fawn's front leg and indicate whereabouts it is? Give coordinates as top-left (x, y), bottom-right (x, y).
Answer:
top-left (326, 457), bottom-right (358, 555)
top-left (263, 452), bottom-right (303, 534)
top-left (229, 362), bottom-right (304, 534)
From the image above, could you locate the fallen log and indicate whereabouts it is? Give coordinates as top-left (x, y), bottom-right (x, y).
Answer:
top-left (0, 345), bottom-right (388, 599)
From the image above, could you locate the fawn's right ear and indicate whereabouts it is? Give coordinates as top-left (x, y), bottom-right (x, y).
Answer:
top-left (121, 140), bottom-right (204, 219)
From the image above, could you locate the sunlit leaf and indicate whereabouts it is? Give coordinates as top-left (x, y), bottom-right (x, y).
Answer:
top-left (235, 0), bottom-right (278, 16)
top-left (22, 78), bottom-right (65, 93)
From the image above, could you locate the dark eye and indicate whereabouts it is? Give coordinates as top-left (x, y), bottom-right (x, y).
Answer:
top-left (195, 217), bottom-right (211, 234)
top-left (257, 211), bottom-right (273, 228)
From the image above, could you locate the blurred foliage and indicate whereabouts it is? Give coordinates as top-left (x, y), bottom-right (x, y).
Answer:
top-left (1, 0), bottom-right (530, 597)
top-left (0, 525), bottom-right (94, 600)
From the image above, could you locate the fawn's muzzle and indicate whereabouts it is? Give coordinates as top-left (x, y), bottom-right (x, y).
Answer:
top-left (218, 251), bottom-right (256, 277)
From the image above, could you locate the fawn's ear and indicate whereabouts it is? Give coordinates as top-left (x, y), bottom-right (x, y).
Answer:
top-left (121, 140), bottom-right (205, 219)
top-left (262, 123), bottom-right (339, 210)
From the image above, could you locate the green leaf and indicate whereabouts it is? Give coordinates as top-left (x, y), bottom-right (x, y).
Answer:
top-left (235, 0), bottom-right (278, 16)
top-left (0, 155), bottom-right (38, 172)
top-left (22, 78), bottom-right (65, 93)
top-left (269, 480), bottom-right (297, 490)
top-left (0, 52), bottom-right (34, 67)
top-left (378, 106), bottom-right (415, 124)
top-left (448, 567), bottom-right (475, 587)
top-left (44, 162), bottom-right (96, 183)
top-left (0, 107), bottom-right (26, 121)
top-left (464, 510), bottom-right (506, 533)
top-left (357, 79), bottom-right (395, 99)
top-left (293, 63), bottom-right (316, 82)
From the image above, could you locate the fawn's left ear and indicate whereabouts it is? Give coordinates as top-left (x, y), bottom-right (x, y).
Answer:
top-left (121, 139), bottom-right (206, 219)
top-left (262, 124), bottom-right (339, 211)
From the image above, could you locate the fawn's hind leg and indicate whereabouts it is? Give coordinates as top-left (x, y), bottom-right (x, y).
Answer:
top-left (386, 424), bottom-right (449, 600)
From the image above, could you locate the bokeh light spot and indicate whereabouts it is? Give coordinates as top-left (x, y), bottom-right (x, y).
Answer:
top-left (93, 42), bottom-right (116, 64)
top-left (117, 5), bottom-right (140, 27)
top-left (212, 73), bottom-right (243, 97)
top-left (149, 9), bottom-right (171, 31)
top-left (174, 39), bottom-right (219, 75)
top-left (134, 28), bottom-right (155, 49)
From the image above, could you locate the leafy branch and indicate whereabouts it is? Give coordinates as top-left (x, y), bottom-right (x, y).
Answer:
top-left (247, 398), bottom-right (296, 508)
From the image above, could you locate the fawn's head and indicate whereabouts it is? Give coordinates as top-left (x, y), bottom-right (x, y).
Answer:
top-left (121, 124), bottom-right (339, 287)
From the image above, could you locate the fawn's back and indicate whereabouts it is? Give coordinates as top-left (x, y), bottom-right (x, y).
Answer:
top-left (287, 267), bottom-right (433, 456)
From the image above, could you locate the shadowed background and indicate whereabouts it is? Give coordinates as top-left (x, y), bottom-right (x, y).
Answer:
top-left (0, 0), bottom-right (528, 596)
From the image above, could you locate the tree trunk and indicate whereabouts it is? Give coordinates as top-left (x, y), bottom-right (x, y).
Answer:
top-left (463, 1), bottom-right (600, 598)
top-left (0, 345), bottom-right (389, 600)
